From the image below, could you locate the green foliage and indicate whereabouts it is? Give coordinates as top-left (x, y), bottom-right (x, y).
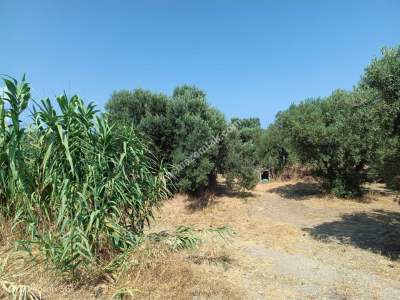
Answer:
top-left (369, 136), bottom-right (400, 189)
top-left (362, 47), bottom-right (400, 133)
top-left (0, 75), bottom-right (31, 211)
top-left (0, 77), bottom-right (169, 275)
top-left (252, 45), bottom-right (400, 197)
top-left (223, 118), bottom-right (261, 189)
top-left (257, 123), bottom-right (294, 174)
top-left (168, 86), bottom-right (226, 193)
top-left (273, 89), bottom-right (379, 197)
top-left (362, 46), bottom-right (400, 189)
top-left (106, 85), bottom-right (244, 194)
top-left (106, 89), bottom-right (172, 158)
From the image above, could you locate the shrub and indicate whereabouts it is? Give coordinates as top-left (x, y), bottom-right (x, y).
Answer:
top-left (0, 76), bottom-right (169, 274)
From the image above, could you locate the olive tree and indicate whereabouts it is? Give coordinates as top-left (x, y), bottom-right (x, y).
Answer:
top-left (106, 85), bottom-right (229, 194)
top-left (223, 118), bottom-right (261, 190)
top-left (361, 46), bottom-right (400, 189)
top-left (278, 89), bottom-right (378, 197)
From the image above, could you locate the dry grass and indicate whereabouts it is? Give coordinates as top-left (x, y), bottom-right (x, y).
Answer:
top-left (0, 207), bottom-right (243, 299)
top-left (0, 240), bottom-right (242, 300)
top-left (1, 178), bottom-right (400, 299)
top-left (108, 243), bottom-right (241, 299)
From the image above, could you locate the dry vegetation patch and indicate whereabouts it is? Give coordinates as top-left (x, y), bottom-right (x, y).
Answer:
top-left (2, 179), bottom-right (400, 299)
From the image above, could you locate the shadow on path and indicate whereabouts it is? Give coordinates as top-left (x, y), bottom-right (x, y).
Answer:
top-left (306, 209), bottom-right (400, 259)
top-left (268, 182), bottom-right (325, 200)
top-left (214, 182), bottom-right (255, 198)
top-left (185, 182), bottom-right (254, 211)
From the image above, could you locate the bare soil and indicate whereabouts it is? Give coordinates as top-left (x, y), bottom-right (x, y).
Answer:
top-left (149, 180), bottom-right (400, 299)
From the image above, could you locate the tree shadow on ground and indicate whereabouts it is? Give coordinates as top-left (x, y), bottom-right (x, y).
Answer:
top-left (185, 191), bottom-right (217, 211)
top-left (362, 183), bottom-right (399, 198)
top-left (185, 182), bottom-right (254, 211)
top-left (305, 209), bottom-right (400, 259)
top-left (268, 182), bottom-right (325, 200)
top-left (214, 182), bottom-right (255, 198)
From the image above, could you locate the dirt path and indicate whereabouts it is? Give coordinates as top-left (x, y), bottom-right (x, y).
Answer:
top-left (238, 185), bottom-right (400, 299)
top-left (155, 180), bottom-right (400, 299)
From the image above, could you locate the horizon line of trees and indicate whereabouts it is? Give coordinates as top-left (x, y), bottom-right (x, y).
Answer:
top-left (106, 45), bottom-right (400, 198)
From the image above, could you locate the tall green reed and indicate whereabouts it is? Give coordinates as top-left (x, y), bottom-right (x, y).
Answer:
top-left (0, 76), bottom-right (169, 275)
top-left (0, 75), bottom-right (31, 214)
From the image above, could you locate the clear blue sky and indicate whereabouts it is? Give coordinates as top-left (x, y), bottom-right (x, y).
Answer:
top-left (2, 0), bottom-right (399, 126)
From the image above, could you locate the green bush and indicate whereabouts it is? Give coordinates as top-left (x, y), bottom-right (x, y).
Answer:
top-left (0, 76), bottom-right (169, 274)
